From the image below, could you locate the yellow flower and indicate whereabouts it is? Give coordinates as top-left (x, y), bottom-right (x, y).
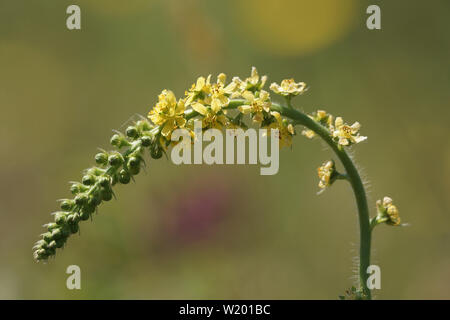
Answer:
top-left (270, 79), bottom-right (307, 96)
top-left (235, 67), bottom-right (267, 93)
top-left (238, 90), bottom-right (271, 124)
top-left (148, 90), bottom-right (186, 138)
top-left (210, 73), bottom-right (233, 113)
top-left (191, 102), bottom-right (229, 130)
top-left (376, 197), bottom-right (401, 226)
top-left (185, 75), bottom-right (212, 106)
top-left (317, 160), bottom-right (335, 189)
top-left (332, 117), bottom-right (367, 146)
top-left (264, 111), bottom-right (295, 148)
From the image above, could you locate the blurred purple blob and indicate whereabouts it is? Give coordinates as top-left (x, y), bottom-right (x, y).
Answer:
top-left (155, 173), bottom-right (241, 246)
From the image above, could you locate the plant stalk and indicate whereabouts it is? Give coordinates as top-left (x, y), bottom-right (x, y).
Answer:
top-left (225, 99), bottom-right (372, 299)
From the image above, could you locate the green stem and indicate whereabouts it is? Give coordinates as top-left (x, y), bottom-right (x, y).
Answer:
top-left (224, 99), bottom-right (372, 299)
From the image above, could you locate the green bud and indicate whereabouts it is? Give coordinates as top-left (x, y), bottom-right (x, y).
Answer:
top-left (43, 232), bottom-right (52, 242)
top-left (70, 223), bottom-right (79, 234)
top-left (67, 213), bottom-right (80, 225)
top-left (110, 134), bottom-right (121, 146)
top-left (150, 144), bottom-right (163, 159)
top-left (55, 212), bottom-right (67, 225)
top-left (118, 169), bottom-right (131, 184)
top-left (60, 225), bottom-right (71, 237)
top-left (87, 167), bottom-right (104, 176)
top-left (55, 238), bottom-right (66, 249)
top-left (75, 193), bottom-right (89, 206)
top-left (88, 193), bottom-right (102, 207)
top-left (95, 152), bottom-right (109, 165)
top-left (110, 134), bottom-right (130, 148)
top-left (51, 228), bottom-right (62, 240)
top-left (108, 154), bottom-right (124, 167)
top-left (60, 199), bottom-right (74, 211)
top-left (82, 174), bottom-right (96, 186)
top-left (45, 223), bottom-right (58, 232)
top-left (126, 126), bottom-right (139, 138)
top-left (80, 210), bottom-right (91, 221)
top-left (136, 119), bottom-right (153, 131)
top-left (70, 182), bottom-right (88, 195)
top-left (140, 135), bottom-right (152, 147)
top-left (101, 189), bottom-right (113, 201)
top-left (48, 240), bottom-right (57, 249)
top-left (128, 156), bottom-right (140, 169)
top-left (98, 176), bottom-right (110, 188)
top-left (129, 165), bottom-right (140, 175)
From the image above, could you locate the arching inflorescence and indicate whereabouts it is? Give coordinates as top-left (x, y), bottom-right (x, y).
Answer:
top-left (33, 67), bottom-right (401, 299)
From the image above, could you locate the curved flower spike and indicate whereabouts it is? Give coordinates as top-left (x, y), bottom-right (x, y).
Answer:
top-left (270, 79), bottom-right (307, 97)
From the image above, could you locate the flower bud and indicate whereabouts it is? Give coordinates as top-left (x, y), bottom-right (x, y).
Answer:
top-left (101, 189), bottom-right (113, 201)
top-left (70, 223), bottom-right (79, 234)
top-left (43, 232), bottom-right (52, 242)
top-left (108, 154), bottom-right (124, 167)
top-left (136, 119), bottom-right (153, 131)
top-left (82, 174), bottom-right (96, 186)
top-left (48, 240), bottom-right (57, 250)
top-left (55, 212), bottom-right (67, 225)
top-left (74, 193), bottom-right (89, 206)
top-left (60, 199), bottom-right (75, 211)
top-left (126, 126), bottom-right (139, 138)
top-left (110, 134), bottom-right (130, 148)
top-left (55, 238), bottom-right (66, 249)
top-left (118, 169), bottom-right (131, 184)
top-left (67, 213), bottom-right (80, 225)
top-left (128, 156), bottom-right (140, 168)
top-left (51, 228), bottom-right (62, 240)
top-left (45, 223), bottom-right (58, 232)
top-left (140, 135), bottom-right (152, 147)
top-left (150, 144), bottom-right (163, 159)
top-left (95, 152), bottom-right (108, 165)
top-left (88, 193), bottom-right (102, 207)
top-left (80, 210), bottom-right (91, 221)
top-left (70, 182), bottom-right (88, 195)
top-left (60, 225), bottom-right (71, 237)
top-left (98, 176), bottom-right (111, 188)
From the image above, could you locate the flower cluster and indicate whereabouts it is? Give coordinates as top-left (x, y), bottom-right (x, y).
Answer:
top-left (147, 67), bottom-right (298, 150)
top-left (301, 110), bottom-right (367, 147)
top-left (317, 160), bottom-right (336, 189)
top-left (375, 197), bottom-right (401, 226)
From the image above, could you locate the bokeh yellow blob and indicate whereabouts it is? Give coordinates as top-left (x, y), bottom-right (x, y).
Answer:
top-left (233, 0), bottom-right (359, 56)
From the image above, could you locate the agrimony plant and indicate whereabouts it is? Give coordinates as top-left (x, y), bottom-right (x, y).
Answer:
top-left (33, 67), bottom-right (403, 299)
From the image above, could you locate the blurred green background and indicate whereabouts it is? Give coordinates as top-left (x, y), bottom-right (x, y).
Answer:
top-left (1, 0), bottom-right (449, 299)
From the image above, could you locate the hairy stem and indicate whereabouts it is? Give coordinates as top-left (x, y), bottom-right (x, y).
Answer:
top-left (226, 99), bottom-right (372, 299)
